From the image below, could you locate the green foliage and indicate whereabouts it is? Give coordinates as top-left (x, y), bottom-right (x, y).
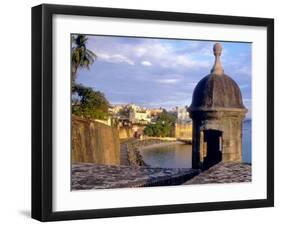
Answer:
top-left (143, 109), bottom-right (176, 137)
top-left (71, 34), bottom-right (97, 81)
top-left (157, 109), bottom-right (177, 125)
top-left (72, 84), bottom-right (109, 120)
top-left (144, 122), bottom-right (172, 137)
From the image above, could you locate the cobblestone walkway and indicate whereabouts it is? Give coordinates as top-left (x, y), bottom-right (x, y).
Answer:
top-left (72, 163), bottom-right (199, 190)
top-left (184, 162), bottom-right (252, 185)
top-left (120, 142), bottom-right (130, 165)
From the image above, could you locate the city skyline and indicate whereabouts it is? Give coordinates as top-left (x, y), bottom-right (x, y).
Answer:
top-left (75, 35), bottom-right (252, 118)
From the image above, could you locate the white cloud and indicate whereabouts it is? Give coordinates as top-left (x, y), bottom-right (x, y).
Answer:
top-left (89, 37), bottom-right (212, 70)
top-left (135, 41), bottom-right (210, 70)
top-left (141, 61), bottom-right (152, 66)
top-left (156, 79), bottom-right (181, 84)
top-left (97, 52), bottom-right (135, 65)
top-left (146, 99), bottom-right (190, 109)
top-left (135, 47), bottom-right (147, 57)
top-left (168, 55), bottom-right (210, 69)
top-left (236, 66), bottom-right (251, 77)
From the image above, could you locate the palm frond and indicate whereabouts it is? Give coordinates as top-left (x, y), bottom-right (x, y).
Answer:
top-left (71, 34), bottom-right (97, 81)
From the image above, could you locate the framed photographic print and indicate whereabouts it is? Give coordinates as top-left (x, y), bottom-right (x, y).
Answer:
top-left (31, 4), bottom-right (274, 221)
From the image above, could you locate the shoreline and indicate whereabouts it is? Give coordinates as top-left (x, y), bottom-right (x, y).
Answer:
top-left (123, 138), bottom-right (185, 166)
top-left (121, 139), bottom-right (188, 166)
top-left (139, 141), bottom-right (185, 151)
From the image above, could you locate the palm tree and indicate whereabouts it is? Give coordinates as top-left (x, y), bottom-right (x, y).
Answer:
top-left (71, 35), bottom-right (97, 81)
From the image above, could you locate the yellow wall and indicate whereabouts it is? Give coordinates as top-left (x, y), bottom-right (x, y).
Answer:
top-left (72, 115), bottom-right (120, 165)
top-left (118, 126), bottom-right (134, 139)
top-left (175, 123), bottom-right (193, 141)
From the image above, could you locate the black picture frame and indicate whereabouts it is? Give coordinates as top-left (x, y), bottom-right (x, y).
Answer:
top-left (31, 3), bottom-right (274, 222)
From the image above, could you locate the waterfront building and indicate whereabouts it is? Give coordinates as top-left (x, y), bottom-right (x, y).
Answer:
top-left (129, 105), bottom-right (151, 124)
top-left (188, 43), bottom-right (247, 169)
top-left (109, 104), bottom-right (125, 115)
top-left (177, 106), bottom-right (191, 124)
top-left (149, 108), bottom-right (163, 122)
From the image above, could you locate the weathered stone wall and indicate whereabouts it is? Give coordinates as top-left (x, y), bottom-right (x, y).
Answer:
top-left (118, 126), bottom-right (134, 139)
top-left (72, 115), bottom-right (120, 165)
top-left (220, 115), bottom-right (244, 162)
top-left (184, 162), bottom-right (251, 185)
top-left (190, 110), bottom-right (245, 169)
top-left (72, 163), bottom-right (199, 189)
top-left (126, 142), bottom-right (147, 166)
top-left (175, 123), bottom-right (192, 141)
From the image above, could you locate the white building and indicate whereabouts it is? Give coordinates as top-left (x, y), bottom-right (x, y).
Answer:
top-left (129, 104), bottom-right (151, 124)
top-left (110, 103), bottom-right (152, 124)
top-left (177, 106), bottom-right (191, 124)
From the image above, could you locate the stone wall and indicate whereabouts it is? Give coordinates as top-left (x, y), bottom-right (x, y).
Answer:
top-left (175, 123), bottom-right (192, 141)
top-left (118, 126), bottom-right (134, 139)
top-left (72, 163), bottom-right (199, 189)
top-left (184, 162), bottom-right (251, 185)
top-left (126, 142), bottom-right (147, 166)
top-left (190, 110), bottom-right (245, 169)
top-left (72, 115), bottom-right (120, 165)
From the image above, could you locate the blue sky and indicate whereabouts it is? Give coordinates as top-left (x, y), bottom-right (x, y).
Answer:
top-left (74, 35), bottom-right (252, 118)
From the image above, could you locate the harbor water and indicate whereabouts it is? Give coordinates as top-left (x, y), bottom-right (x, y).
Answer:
top-left (140, 120), bottom-right (252, 168)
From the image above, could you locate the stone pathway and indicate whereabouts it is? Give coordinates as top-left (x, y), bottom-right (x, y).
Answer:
top-left (120, 142), bottom-right (130, 165)
top-left (184, 162), bottom-right (252, 185)
top-left (72, 163), bottom-right (199, 190)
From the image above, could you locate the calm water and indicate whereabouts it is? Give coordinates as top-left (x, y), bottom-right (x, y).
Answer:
top-left (140, 144), bottom-right (192, 168)
top-left (140, 120), bottom-right (252, 168)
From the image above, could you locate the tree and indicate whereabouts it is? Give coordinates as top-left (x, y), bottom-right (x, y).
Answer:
top-left (157, 109), bottom-right (177, 125)
top-left (143, 125), bottom-right (154, 136)
top-left (72, 84), bottom-right (109, 120)
top-left (143, 109), bottom-right (177, 137)
top-left (71, 34), bottom-right (97, 81)
top-left (144, 122), bottom-right (172, 137)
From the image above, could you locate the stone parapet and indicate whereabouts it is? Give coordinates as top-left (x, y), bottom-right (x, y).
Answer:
top-left (184, 162), bottom-right (251, 185)
top-left (72, 163), bottom-right (199, 190)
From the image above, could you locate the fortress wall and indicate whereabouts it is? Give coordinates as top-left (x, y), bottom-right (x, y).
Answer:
top-left (118, 127), bottom-right (134, 139)
top-left (175, 123), bottom-right (193, 140)
top-left (72, 115), bottom-right (120, 165)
